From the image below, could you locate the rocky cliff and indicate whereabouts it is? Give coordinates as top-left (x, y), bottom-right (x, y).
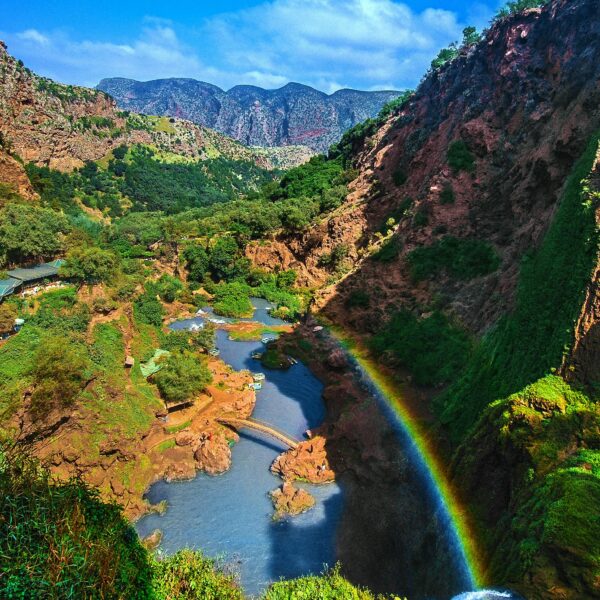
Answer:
top-left (97, 77), bottom-right (401, 153)
top-left (250, 0), bottom-right (600, 337)
top-left (0, 42), bottom-right (308, 173)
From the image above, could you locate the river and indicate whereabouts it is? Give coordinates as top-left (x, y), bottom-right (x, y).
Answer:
top-left (136, 299), bottom-right (523, 600)
top-left (136, 299), bottom-right (344, 596)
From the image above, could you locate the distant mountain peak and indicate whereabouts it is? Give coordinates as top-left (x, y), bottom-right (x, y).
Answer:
top-left (97, 77), bottom-right (402, 152)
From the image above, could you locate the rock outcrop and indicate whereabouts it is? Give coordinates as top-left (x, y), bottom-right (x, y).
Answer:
top-left (271, 436), bottom-right (335, 484)
top-left (270, 481), bottom-right (315, 519)
top-left (97, 78), bottom-right (401, 153)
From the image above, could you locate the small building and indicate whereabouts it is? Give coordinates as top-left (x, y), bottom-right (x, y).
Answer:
top-left (124, 355), bottom-right (135, 368)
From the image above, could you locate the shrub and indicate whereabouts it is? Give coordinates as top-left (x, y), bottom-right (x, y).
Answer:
top-left (346, 290), bottom-right (370, 309)
top-left (30, 335), bottom-right (91, 416)
top-left (439, 185), bottom-right (455, 205)
top-left (373, 236), bottom-right (402, 262)
top-left (212, 281), bottom-right (253, 318)
top-left (408, 236), bottom-right (499, 281)
top-left (392, 169), bottom-right (407, 186)
top-left (134, 291), bottom-right (165, 327)
top-left (153, 350), bottom-right (212, 404)
top-left (152, 550), bottom-right (242, 600)
top-left (264, 565), bottom-right (381, 599)
top-left (447, 140), bottom-right (475, 173)
top-left (495, 0), bottom-right (549, 19)
top-left (0, 303), bottom-right (17, 334)
top-left (413, 208), bottom-right (429, 227)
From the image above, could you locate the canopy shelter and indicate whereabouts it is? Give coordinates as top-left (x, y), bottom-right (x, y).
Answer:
top-left (0, 277), bottom-right (21, 301)
top-left (7, 259), bottom-right (65, 284)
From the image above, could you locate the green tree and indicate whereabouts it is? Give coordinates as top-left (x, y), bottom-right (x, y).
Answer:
top-left (153, 350), bottom-right (212, 404)
top-left (60, 246), bottom-right (118, 283)
top-left (496, 0), bottom-right (549, 19)
top-left (431, 44), bottom-right (459, 70)
top-left (30, 335), bottom-right (91, 415)
top-left (0, 204), bottom-right (70, 265)
top-left (183, 244), bottom-right (210, 282)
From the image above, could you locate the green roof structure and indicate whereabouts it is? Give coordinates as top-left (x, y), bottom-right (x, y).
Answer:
top-left (0, 278), bottom-right (21, 300)
top-left (7, 259), bottom-right (65, 283)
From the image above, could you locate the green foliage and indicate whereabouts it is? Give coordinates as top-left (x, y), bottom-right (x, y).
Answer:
top-left (431, 44), bottom-right (459, 70)
top-left (134, 291), bottom-right (165, 327)
top-left (496, 0), bottom-right (549, 19)
top-left (371, 311), bottom-right (472, 386)
top-left (460, 376), bottom-right (600, 591)
top-left (392, 170), bottom-right (407, 187)
top-left (439, 185), bottom-right (455, 205)
top-left (0, 303), bottom-right (17, 334)
top-left (212, 281), bottom-right (254, 318)
top-left (0, 453), bottom-right (153, 600)
top-left (28, 288), bottom-right (91, 334)
top-left (447, 140), bottom-right (475, 173)
top-left (438, 134), bottom-right (600, 440)
top-left (152, 274), bottom-right (184, 303)
top-left (153, 350), bottom-right (212, 404)
top-left (152, 550), bottom-right (243, 600)
top-left (30, 334), bottom-right (91, 416)
top-left (329, 91), bottom-right (413, 166)
top-left (25, 164), bottom-right (79, 214)
top-left (346, 290), bottom-right (370, 309)
top-left (209, 237), bottom-right (250, 282)
top-left (183, 243), bottom-right (210, 283)
top-left (408, 236), bottom-right (500, 281)
top-left (0, 203), bottom-right (70, 266)
top-left (60, 246), bottom-right (118, 283)
top-left (318, 244), bottom-right (349, 270)
top-left (412, 208), bottom-right (429, 228)
top-left (373, 236), bottom-right (402, 262)
top-left (264, 565), bottom-right (385, 599)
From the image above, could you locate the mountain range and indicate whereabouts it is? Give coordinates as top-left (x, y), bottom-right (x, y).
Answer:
top-left (96, 78), bottom-right (401, 153)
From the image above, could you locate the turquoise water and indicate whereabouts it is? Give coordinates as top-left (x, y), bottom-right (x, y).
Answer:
top-left (136, 300), bottom-right (344, 596)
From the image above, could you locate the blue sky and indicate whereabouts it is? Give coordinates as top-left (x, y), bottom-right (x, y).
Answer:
top-left (1, 0), bottom-right (502, 93)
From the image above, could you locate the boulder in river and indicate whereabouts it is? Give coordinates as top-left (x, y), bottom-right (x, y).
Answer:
top-left (194, 437), bottom-right (231, 475)
top-left (270, 482), bottom-right (315, 519)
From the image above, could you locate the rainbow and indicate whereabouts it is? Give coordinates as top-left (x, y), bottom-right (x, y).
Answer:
top-left (328, 326), bottom-right (486, 590)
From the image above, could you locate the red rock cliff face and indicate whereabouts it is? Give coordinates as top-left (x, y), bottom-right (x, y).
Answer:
top-left (252, 0), bottom-right (600, 336)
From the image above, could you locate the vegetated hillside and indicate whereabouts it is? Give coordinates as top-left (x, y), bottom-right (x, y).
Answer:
top-left (244, 0), bottom-right (600, 597)
top-left (97, 77), bottom-right (401, 153)
top-left (0, 41), bottom-right (309, 173)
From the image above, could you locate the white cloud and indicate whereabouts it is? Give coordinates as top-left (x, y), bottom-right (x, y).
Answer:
top-left (16, 29), bottom-right (49, 45)
top-left (203, 0), bottom-right (468, 90)
top-left (2, 0), bottom-right (495, 91)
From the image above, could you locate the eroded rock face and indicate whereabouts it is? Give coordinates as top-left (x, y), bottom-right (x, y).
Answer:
top-left (97, 78), bottom-right (401, 153)
top-left (271, 437), bottom-right (335, 484)
top-left (270, 481), bottom-right (315, 519)
top-left (0, 150), bottom-right (37, 200)
top-left (249, 0), bottom-right (600, 336)
top-left (194, 437), bottom-right (232, 475)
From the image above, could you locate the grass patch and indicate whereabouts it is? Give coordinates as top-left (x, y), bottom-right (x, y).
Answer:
top-left (165, 420), bottom-right (192, 434)
top-left (156, 439), bottom-right (176, 453)
top-left (371, 310), bottom-right (472, 386)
